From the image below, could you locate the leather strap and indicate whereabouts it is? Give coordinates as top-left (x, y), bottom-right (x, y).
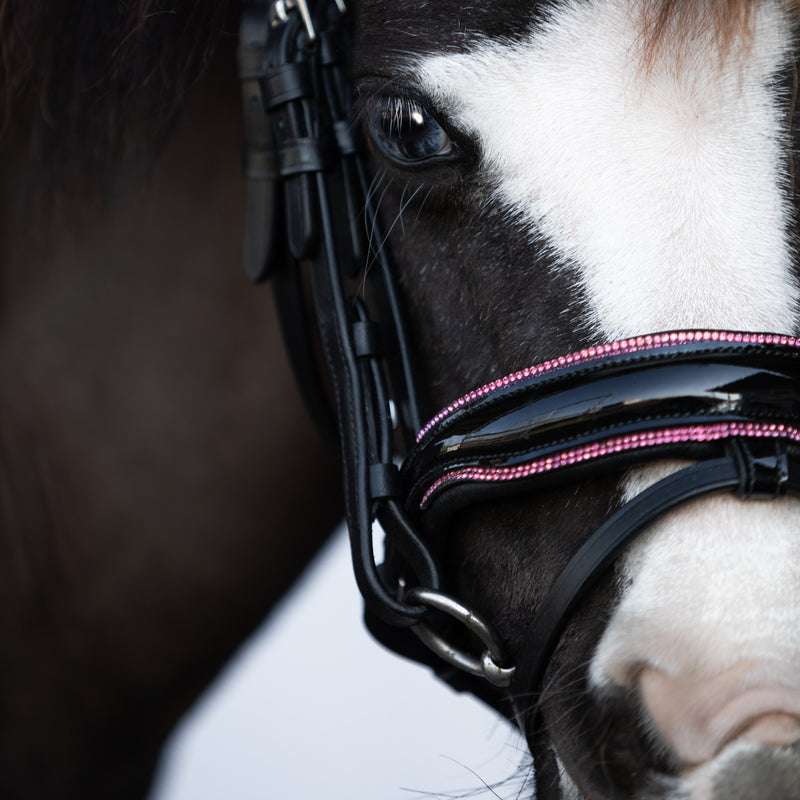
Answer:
top-left (238, 0), bottom-right (279, 284)
top-left (240, 0), bottom-right (437, 627)
top-left (513, 456), bottom-right (740, 705)
top-left (514, 441), bottom-right (800, 757)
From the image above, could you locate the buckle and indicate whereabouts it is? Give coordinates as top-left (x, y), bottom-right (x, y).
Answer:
top-left (730, 437), bottom-right (790, 499)
top-left (270, 0), bottom-right (346, 41)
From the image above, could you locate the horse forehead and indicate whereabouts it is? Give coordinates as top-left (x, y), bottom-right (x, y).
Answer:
top-left (353, 0), bottom-right (542, 57)
top-left (354, 0), bottom-right (771, 66)
top-left (403, 0), bottom-right (798, 341)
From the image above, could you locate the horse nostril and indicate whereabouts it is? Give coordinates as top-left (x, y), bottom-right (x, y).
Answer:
top-left (735, 712), bottom-right (800, 748)
top-left (638, 664), bottom-right (800, 766)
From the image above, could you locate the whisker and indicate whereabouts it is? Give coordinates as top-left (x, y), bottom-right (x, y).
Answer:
top-left (364, 177), bottom-right (394, 273)
top-left (374, 183), bottom-right (422, 255)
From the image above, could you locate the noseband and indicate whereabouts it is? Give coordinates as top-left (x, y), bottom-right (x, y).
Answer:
top-left (238, 0), bottom-right (800, 768)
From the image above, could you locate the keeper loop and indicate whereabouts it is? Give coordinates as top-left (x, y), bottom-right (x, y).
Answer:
top-left (277, 138), bottom-right (331, 176)
top-left (353, 320), bottom-right (383, 357)
top-left (264, 63), bottom-right (312, 108)
top-left (730, 438), bottom-right (789, 500)
top-left (370, 463), bottom-right (402, 499)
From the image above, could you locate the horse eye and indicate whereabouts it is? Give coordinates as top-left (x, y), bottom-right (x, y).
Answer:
top-left (369, 96), bottom-right (453, 164)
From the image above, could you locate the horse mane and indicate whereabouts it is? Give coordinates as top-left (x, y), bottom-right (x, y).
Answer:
top-left (0, 0), bottom-right (237, 167)
top-left (641, 0), bottom-right (800, 66)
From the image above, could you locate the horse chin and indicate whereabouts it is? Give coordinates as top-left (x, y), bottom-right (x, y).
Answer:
top-left (557, 740), bottom-right (800, 800)
top-left (679, 739), bottom-right (800, 800)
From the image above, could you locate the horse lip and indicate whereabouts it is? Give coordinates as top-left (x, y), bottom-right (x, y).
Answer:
top-left (678, 729), bottom-right (800, 800)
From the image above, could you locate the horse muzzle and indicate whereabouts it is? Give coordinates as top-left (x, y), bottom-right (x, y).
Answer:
top-left (640, 665), bottom-right (800, 765)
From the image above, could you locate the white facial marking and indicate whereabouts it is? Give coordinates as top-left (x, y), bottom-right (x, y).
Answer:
top-left (415, 0), bottom-right (798, 338)
top-left (414, 0), bottom-right (800, 777)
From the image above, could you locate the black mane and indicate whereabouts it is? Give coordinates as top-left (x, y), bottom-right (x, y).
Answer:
top-left (0, 0), bottom-right (238, 166)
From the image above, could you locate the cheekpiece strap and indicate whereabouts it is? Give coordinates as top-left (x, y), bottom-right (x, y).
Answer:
top-left (238, 0), bottom-right (435, 628)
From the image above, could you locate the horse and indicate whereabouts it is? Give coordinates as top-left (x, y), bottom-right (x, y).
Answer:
top-left (330, 0), bottom-right (800, 798)
top-left (0, 2), bottom-right (342, 797)
top-left (4, 1), bottom-right (800, 799)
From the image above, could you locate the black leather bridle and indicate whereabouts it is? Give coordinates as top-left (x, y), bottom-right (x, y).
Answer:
top-left (238, 0), bottom-right (800, 791)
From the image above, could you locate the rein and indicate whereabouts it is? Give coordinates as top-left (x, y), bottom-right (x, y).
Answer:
top-left (237, 0), bottom-right (800, 787)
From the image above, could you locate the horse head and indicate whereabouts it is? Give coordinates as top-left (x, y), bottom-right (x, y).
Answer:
top-left (253, 0), bottom-right (800, 797)
top-left (349, 1), bottom-right (800, 797)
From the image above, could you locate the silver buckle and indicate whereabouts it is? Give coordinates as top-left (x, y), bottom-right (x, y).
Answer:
top-left (270, 0), bottom-right (346, 41)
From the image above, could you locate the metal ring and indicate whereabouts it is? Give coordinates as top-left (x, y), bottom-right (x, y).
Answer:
top-left (402, 587), bottom-right (516, 688)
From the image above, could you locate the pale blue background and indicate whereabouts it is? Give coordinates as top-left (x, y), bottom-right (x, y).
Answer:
top-left (149, 525), bottom-right (531, 800)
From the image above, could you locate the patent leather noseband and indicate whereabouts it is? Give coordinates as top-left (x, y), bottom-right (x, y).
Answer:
top-left (238, 0), bottom-right (800, 782)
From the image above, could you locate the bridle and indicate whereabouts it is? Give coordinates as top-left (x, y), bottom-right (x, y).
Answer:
top-left (237, 0), bottom-right (800, 789)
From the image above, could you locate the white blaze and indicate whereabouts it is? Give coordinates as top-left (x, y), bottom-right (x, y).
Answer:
top-left (415, 0), bottom-right (797, 337)
top-left (414, 0), bottom-right (800, 780)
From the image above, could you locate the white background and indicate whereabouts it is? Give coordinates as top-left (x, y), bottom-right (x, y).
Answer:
top-left (149, 525), bottom-right (532, 800)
